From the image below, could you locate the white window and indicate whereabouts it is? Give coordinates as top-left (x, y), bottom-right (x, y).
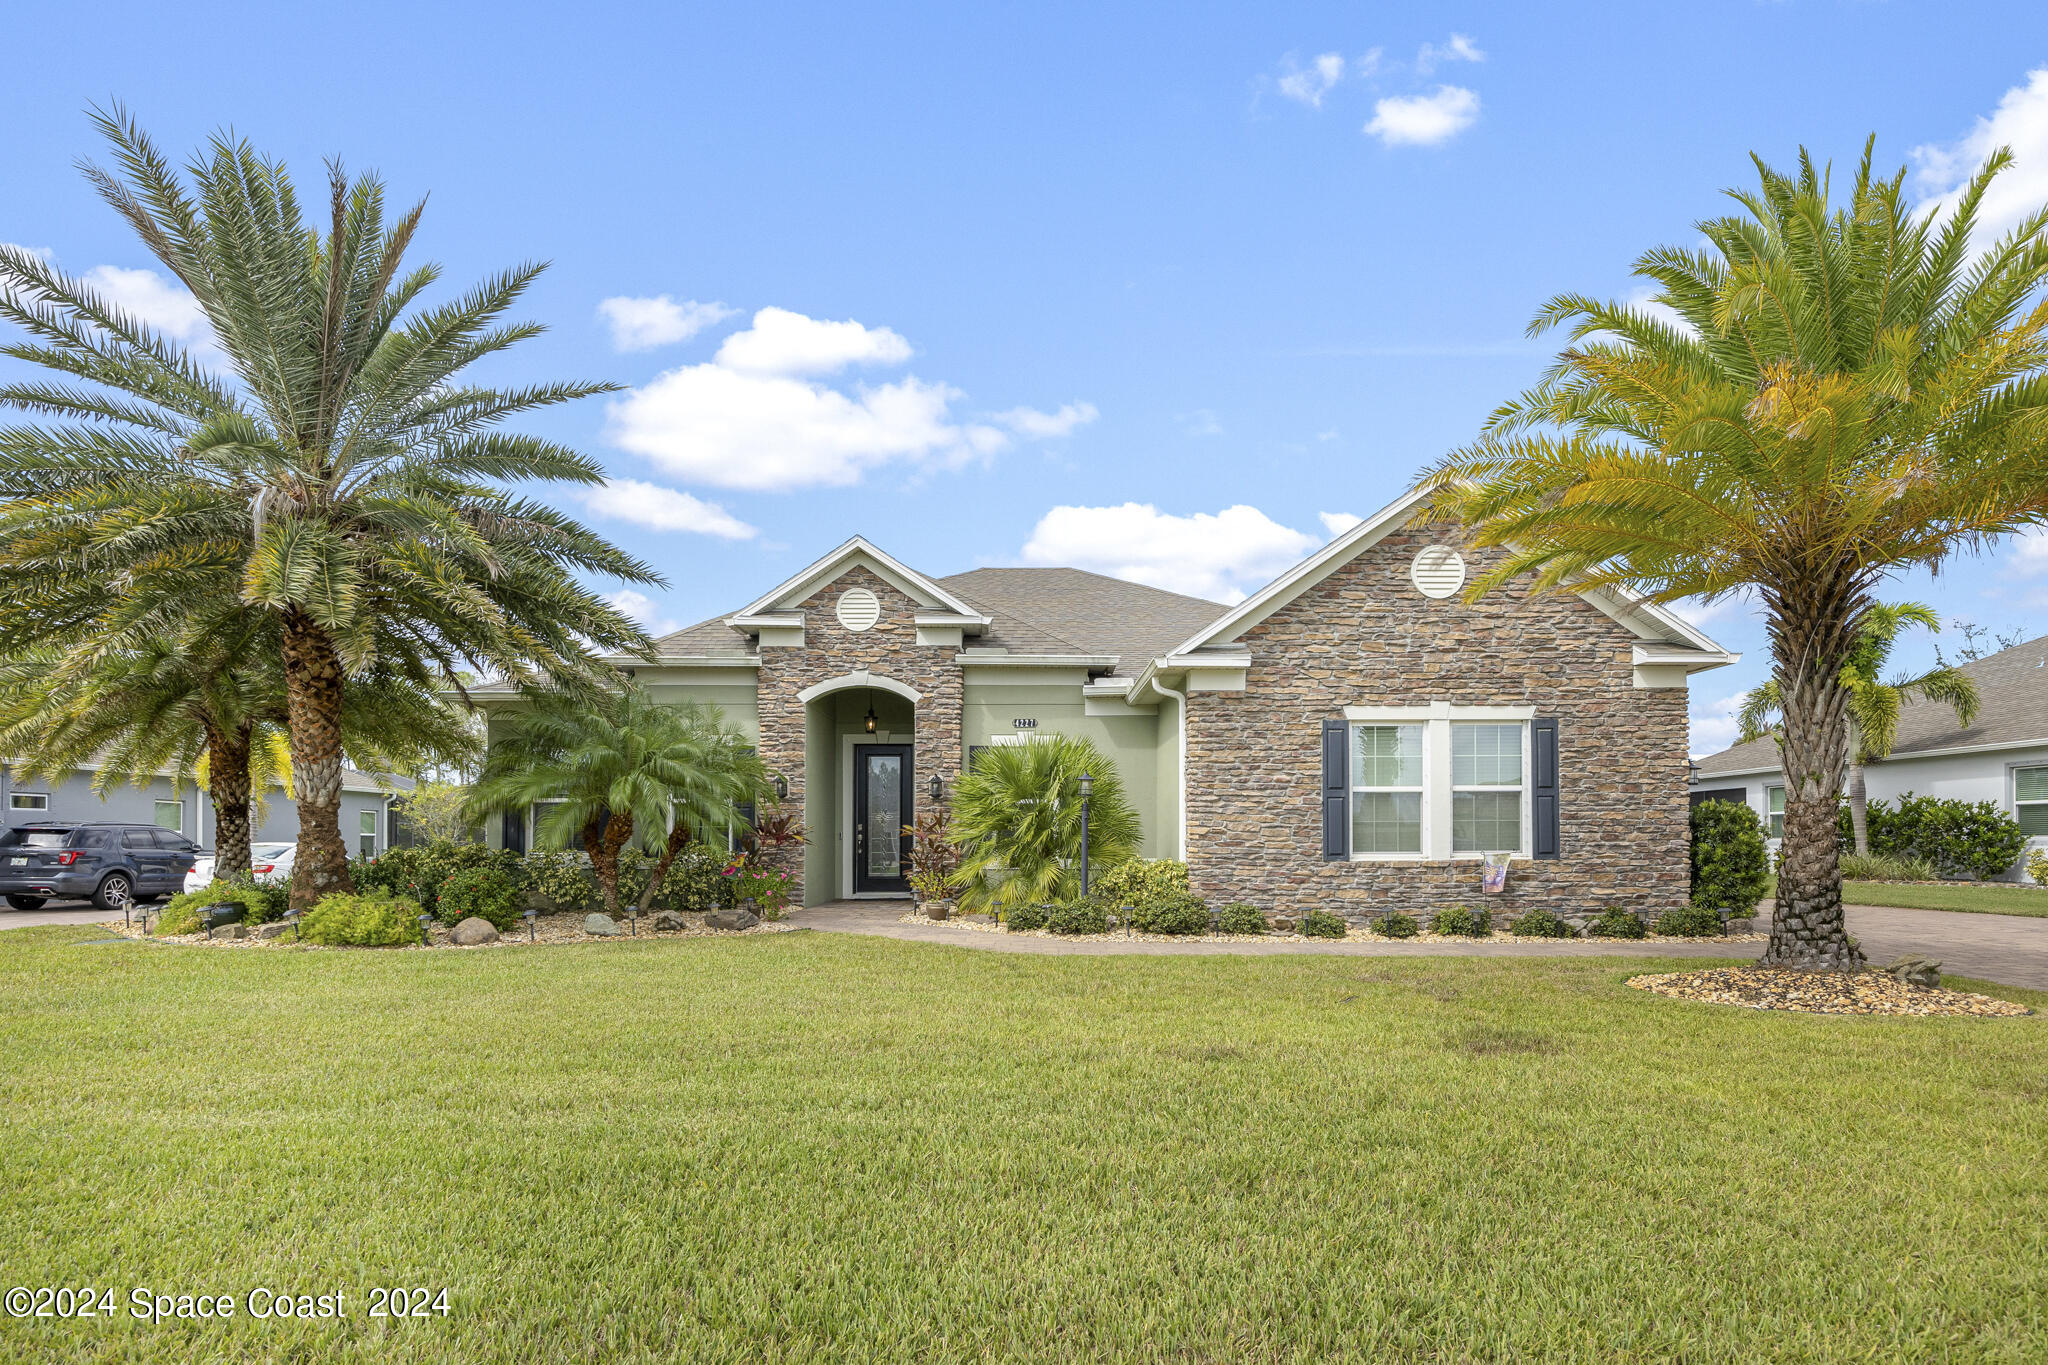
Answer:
top-left (1344, 706), bottom-right (1533, 859)
top-left (153, 799), bottom-right (183, 832)
top-left (1765, 785), bottom-right (1785, 839)
top-left (358, 809), bottom-right (379, 860)
top-left (8, 792), bottom-right (48, 812)
top-left (1451, 723), bottom-right (1524, 853)
top-left (1350, 724), bottom-right (1424, 854)
top-left (2017, 767), bottom-right (2048, 838)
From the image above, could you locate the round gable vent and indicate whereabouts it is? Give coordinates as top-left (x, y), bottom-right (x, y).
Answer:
top-left (1410, 546), bottom-right (1466, 600)
top-left (835, 587), bottom-right (881, 632)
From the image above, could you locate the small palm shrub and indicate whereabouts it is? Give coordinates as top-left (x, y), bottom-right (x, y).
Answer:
top-left (1132, 893), bottom-right (1209, 935)
top-left (156, 882), bottom-right (271, 935)
top-left (437, 868), bottom-right (524, 930)
top-left (1510, 908), bottom-right (1576, 938)
top-left (1653, 906), bottom-right (1724, 937)
top-left (301, 890), bottom-right (425, 946)
top-left (1374, 912), bottom-right (1419, 939)
top-left (1689, 799), bottom-right (1771, 911)
top-left (1005, 904), bottom-right (1051, 932)
top-left (1215, 903), bottom-right (1267, 935)
top-left (1300, 909), bottom-right (1347, 938)
top-left (1839, 852), bottom-right (1939, 883)
top-left (949, 736), bottom-right (1142, 915)
top-left (1046, 901), bottom-right (1109, 935)
top-left (1431, 905), bottom-right (1490, 937)
top-left (1585, 907), bottom-right (1647, 939)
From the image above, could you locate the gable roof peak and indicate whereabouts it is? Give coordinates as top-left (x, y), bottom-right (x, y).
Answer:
top-left (728, 535), bottom-right (989, 624)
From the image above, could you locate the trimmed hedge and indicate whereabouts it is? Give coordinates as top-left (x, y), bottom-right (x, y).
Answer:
top-left (300, 890), bottom-right (425, 946)
top-left (1584, 907), bottom-right (1647, 939)
top-left (1510, 908), bottom-right (1576, 938)
top-left (1431, 905), bottom-right (1490, 938)
top-left (1092, 859), bottom-right (1190, 915)
top-left (1690, 799), bottom-right (1771, 911)
top-left (356, 842), bottom-right (520, 916)
top-left (1005, 904), bottom-right (1050, 932)
top-left (1299, 909), bottom-right (1347, 939)
top-left (1046, 901), bottom-right (1109, 936)
top-left (1843, 794), bottom-right (2028, 881)
top-left (1215, 903), bottom-right (1267, 935)
top-left (1132, 892), bottom-right (1209, 936)
top-left (437, 867), bottom-right (524, 930)
top-left (1374, 912), bottom-right (1419, 939)
top-left (1653, 906), bottom-right (1724, 937)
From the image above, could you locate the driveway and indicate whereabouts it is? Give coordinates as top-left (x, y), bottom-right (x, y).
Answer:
top-left (0, 899), bottom-right (132, 930)
top-left (791, 900), bottom-right (2048, 989)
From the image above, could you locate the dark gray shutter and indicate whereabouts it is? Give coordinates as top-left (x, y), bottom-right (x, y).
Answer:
top-left (503, 807), bottom-right (526, 856)
top-left (1321, 718), bottom-right (1349, 861)
top-left (1532, 717), bottom-right (1560, 860)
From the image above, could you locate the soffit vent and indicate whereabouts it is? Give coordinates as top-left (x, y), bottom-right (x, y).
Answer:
top-left (836, 587), bottom-right (881, 632)
top-left (1410, 546), bottom-right (1466, 600)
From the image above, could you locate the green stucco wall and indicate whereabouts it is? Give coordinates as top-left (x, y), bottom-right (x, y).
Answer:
top-left (960, 679), bottom-right (1171, 859)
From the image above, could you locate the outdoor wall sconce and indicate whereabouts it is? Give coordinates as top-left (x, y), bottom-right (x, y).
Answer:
top-left (774, 774), bottom-right (789, 800)
top-left (524, 906), bottom-right (538, 942)
top-left (927, 773), bottom-right (942, 803)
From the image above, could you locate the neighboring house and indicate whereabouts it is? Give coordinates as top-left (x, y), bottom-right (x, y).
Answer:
top-left (0, 761), bottom-right (412, 860)
top-left (1689, 633), bottom-right (2048, 882)
top-left (469, 487), bottom-right (1734, 915)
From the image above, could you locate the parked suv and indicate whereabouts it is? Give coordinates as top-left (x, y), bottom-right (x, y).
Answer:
top-left (0, 823), bottom-right (200, 912)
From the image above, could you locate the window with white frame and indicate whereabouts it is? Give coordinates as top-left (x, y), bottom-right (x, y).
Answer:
top-left (1765, 785), bottom-right (1785, 839)
top-left (359, 809), bottom-right (378, 860)
top-left (8, 792), bottom-right (48, 812)
top-left (2017, 767), bottom-right (2048, 837)
top-left (153, 799), bottom-right (183, 832)
top-left (1350, 724), bottom-right (1424, 853)
top-left (1451, 723), bottom-right (1523, 853)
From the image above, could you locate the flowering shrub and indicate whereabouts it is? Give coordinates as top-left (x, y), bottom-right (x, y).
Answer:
top-left (722, 853), bottom-right (793, 919)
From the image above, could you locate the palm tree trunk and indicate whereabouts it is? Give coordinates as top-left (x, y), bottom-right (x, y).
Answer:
top-left (1847, 761), bottom-right (1871, 858)
top-left (582, 812), bottom-right (634, 918)
top-left (1761, 576), bottom-right (1866, 971)
top-left (637, 821), bottom-right (690, 915)
top-left (208, 721), bottom-right (255, 883)
top-left (281, 608), bottom-right (353, 909)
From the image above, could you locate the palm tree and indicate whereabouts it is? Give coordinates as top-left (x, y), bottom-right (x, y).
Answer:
top-left (1735, 603), bottom-right (1980, 856)
top-left (948, 735), bottom-right (1141, 916)
top-left (1420, 141), bottom-right (2048, 971)
top-left (0, 109), bottom-right (656, 906)
top-left (466, 688), bottom-right (770, 918)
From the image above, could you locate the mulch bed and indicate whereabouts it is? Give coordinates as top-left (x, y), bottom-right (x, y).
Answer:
top-left (1627, 967), bottom-right (2032, 1017)
top-left (902, 912), bottom-right (1767, 947)
top-left (103, 910), bottom-right (796, 950)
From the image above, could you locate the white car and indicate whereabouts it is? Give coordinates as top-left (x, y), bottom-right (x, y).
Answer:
top-left (183, 842), bottom-right (296, 893)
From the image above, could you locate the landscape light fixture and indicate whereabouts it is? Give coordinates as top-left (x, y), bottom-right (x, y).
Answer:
top-left (1078, 771), bottom-right (1094, 896)
top-left (524, 906), bottom-right (538, 942)
top-left (417, 912), bottom-right (434, 945)
top-left (282, 908), bottom-right (303, 942)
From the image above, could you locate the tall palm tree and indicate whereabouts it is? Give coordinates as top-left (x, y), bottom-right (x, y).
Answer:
top-left (1735, 602), bottom-right (1980, 856)
top-left (467, 688), bottom-right (770, 918)
top-left (0, 109), bottom-right (656, 906)
top-left (1420, 141), bottom-right (2048, 970)
top-left (948, 735), bottom-right (1142, 915)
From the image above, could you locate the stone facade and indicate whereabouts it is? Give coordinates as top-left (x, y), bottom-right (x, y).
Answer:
top-left (1183, 529), bottom-right (1690, 919)
top-left (753, 565), bottom-right (964, 904)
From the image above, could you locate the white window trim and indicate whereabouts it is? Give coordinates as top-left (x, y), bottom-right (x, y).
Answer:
top-left (153, 797), bottom-right (185, 833)
top-left (1344, 705), bottom-right (1537, 861)
top-left (1349, 722), bottom-right (1427, 861)
top-left (1450, 722), bottom-right (1530, 858)
top-left (1764, 784), bottom-right (1786, 840)
top-left (2014, 764), bottom-right (2048, 838)
top-left (8, 791), bottom-right (49, 812)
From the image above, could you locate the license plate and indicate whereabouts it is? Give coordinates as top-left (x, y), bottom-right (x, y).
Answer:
top-left (7, 857), bottom-right (23, 866)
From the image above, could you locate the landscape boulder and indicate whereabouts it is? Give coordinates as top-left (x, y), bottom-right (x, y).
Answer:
top-left (1878, 954), bottom-right (1942, 989)
top-left (650, 910), bottom-right (688, 932)
top-left (583, 913), bottom-right (622, 937)
top-left (254, 921), bottom-right (292, 940)
top-left (704, 907), bottom-right (760, 932)
top-left (451, 917), bottom-right (500, 946)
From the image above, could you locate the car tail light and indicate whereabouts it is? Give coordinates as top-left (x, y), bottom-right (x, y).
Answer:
top-left (254, 863), bottom-right (275, 875)
top-left (56, 851), bottom-right (84, 865)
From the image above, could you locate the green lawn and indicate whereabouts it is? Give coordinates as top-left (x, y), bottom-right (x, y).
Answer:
top-left (1840, 879), bottom-right (2048, 917)
top-left (2, 927), bottom-right (2044, 1363)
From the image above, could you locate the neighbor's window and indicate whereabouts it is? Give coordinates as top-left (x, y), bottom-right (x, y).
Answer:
top-left (1350, 724), bottom-right (1424, 854)
top-left (359, 809), bottom-right (378, 860)
top-left (1765, 786), bottom-right (1785, 839)
top-left (8, 792), bottom-right (48, 812)
top-left (153, 799), bottom-right (182, 832)
top-left (1451, 722), bottom-right (1524, 853)
top-left (2016, 767), bottom-right (2048, 837)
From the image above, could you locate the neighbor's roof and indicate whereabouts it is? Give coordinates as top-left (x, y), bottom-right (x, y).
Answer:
top-left (938, 568), bottom-right (1227, 666)
top-left (1694, 633), bottom-right (2048, 776)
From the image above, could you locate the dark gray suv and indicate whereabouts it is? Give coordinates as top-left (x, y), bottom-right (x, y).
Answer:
top-left (0, 823), bottom-right (200, 912)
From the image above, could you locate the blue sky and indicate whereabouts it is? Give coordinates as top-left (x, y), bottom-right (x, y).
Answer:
top-left (4, 2), bottom-right (2047, 753)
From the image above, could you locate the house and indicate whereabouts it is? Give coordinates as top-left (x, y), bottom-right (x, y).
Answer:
top-left (1689, 632), bottom-right (2048, 881)
top-left (0, 760), bottom-right (412, 860)
top-left (469, 487), bottom-right (1735, 915)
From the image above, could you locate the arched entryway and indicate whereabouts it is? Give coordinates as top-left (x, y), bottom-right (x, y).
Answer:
top-left (795, 672), bottom-right (922, 902)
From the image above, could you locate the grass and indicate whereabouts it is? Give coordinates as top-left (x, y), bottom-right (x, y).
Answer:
top-left (1840, 879), bottom-right (2048, 918)
top-left (2, 927), bottom-right (2045, 1363)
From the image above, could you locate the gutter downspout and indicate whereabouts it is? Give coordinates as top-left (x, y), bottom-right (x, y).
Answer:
top-left (1151, 678), bottom-right (1189, 861)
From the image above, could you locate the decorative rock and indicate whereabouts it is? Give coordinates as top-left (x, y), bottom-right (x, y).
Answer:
top-left (704, 907), bottom-right (761, 932)
top-left (212, 922), bottom-right (247, 940)
top-left (582, 913), bottom-right (622, 937)
top-left (451, 917), bottom-right (500, 946)
top-left (650, 910), bottom-right (687, 932)
top-left (255, 921), bottom-right (292, 939)
top-left (1878, 954), bottom-right (1942, 988)
top-left (1725, 917), bottom-right (1755, 935)
top-left (1270, 916), bottom-right (1296, 932)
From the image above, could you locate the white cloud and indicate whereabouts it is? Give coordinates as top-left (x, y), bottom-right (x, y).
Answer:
top-left (995, 401), bottom-right (1098, 439)
top-left (603, 588), bottom-right (682, 638)
top-left (581, 478), bottom-right (757, 540)
top-left (1415, 33), bottom-right (1484, 77)
top-left (1278, 52), bottom-right (1346, 108)
top-left (1021, 503), bottom-right (1319, 603)
top-left (1912, 67), bottom-right (2048, 247)
top-left (1355, 47), bottom-right (1383, 79)
top-left (81, 264), bottom-right (210, 345)
top-left (713, 306), bottom-right (911, 375)
top-left (1689, 690), bottom-right (1753, 759)
top-left (606, 307), bottom-right (1075, 491)
top-left (2007, 524), bottom-right (2048, 577)
top-left (1179, 408), bottom-right (1223, 437)
top-left (1318, 511), bottom-right (1361, 538)
top-left (1365, 86), bottom-right (1480, 148)
top-left (597, 295), bottom-right (735, 352)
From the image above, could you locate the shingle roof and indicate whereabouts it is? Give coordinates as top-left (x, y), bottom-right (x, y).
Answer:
top-left (938, 567), bottom-right (1227, 667)
top-left (1694, 632), bottom-right (2048, 775)
top-left (651, 615), bottom-right (756, 659)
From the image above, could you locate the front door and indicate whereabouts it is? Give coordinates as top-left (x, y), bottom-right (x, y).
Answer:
top-left (852, 744), bottom-right (913, 895)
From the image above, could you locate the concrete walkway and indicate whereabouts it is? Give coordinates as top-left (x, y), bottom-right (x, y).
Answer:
top-left (789, 899), bottom-right (2048, 990)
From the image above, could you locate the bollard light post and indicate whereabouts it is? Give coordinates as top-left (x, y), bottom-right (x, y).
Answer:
top-left (524, 906), bottom-right (538, 943)
top-left (417, 912), bottom-right (434, 946)
top-left (1077, 771), bottom-right (1094, 897)
top-left (283, 908), bottom-right (302, 943)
